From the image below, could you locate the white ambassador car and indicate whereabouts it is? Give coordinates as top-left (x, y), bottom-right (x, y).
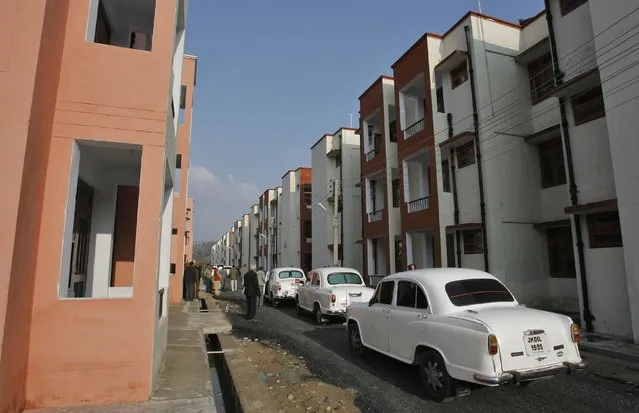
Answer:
top-left (345, 268), bottom-right (585, 402)
top-left (296, 267), bottom-right (375, 324)
top-left (264, 267), bottom-right (305, 306)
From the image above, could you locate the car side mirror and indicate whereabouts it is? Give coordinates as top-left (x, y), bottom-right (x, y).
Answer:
top-left (369, 297), bottom-right (377, 307)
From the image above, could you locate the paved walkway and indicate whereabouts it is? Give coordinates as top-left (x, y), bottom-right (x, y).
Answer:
top-left (31, 296), bottom-right (231, 413)
top-left (580, 332), bottom-right (639, 363)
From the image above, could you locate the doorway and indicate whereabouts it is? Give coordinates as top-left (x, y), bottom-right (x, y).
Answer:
top-left (68, 179), bottom-right (94, 298)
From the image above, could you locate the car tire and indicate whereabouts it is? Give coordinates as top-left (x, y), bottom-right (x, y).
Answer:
top-left (348, 322), bottom-right (365, 357)
top-left (296, 297), bottom-right (303, 315)
top-left (419, 350), bottom-right (455, 402)
top-left (313, 303), bottom-right (325, 325)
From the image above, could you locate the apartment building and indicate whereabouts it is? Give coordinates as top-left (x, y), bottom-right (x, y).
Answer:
top-left (257, 188), bottom-right (281, 269)
top-left (185, 197), bottom-right (194, 263)
top-left (0, 0), bottom-right (189, 410)
top-left (240, 213), bottom-right (251, 270)
top-left (359, 77), bottom-right (403, 285)
top-left (539, 0), bottom-right (639, 341)
top-left (169, 55), bottom-right (197, 303)
top-left (232, 219), bottom-right (243, 267)
top-left (279, 168), bottom-right (313, 271)
top-left (311, 128), bottom-right (363, 273)
top-left (249, 204), bottom-right (260, 267)
top-left (271, 187), bottom-right (282, 269)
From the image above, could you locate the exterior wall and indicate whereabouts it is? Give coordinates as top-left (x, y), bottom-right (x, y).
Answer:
top-left (298, 168), bottom-right (313, 273)
top-left (249, 205), bottom-right (259, 267)
top-left (280, 172), bottom-right (299, 267)
top-left (311, 136), bottom-right (334, 268)
top-left (241, 214), bottom-right (251, 271)
top-left (169, 55), bottom-right (197, 304)
top-left (185, 197), bottom-right (194, 263)
top-left (0, 1), bottom-right (71, 412)
top-left (340, 129), bottom-right (363, 273)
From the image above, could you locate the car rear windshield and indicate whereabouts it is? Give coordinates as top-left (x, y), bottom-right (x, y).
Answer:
top-left (327, 272), bottom-right (363, 285)
top-left (445, 278), bottom-right (514, 306)
top-left (278, 270), bottom-right (304, 279)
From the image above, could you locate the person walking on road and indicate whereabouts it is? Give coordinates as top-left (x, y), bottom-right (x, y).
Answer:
top-left (204, 265), bottom-right (213, 293)
top-left (256, 266), bottom-right (266, 306)
top-left (243, 265), bottom-right (260, 320)
top-left (229, 266), bottom-right (239, 292)
top-left (213, 267), bottom-right (222, 296)
top-left (184, 262), bottom-right (197, 302)
top-left (220, 266), bottom-right (229, 291)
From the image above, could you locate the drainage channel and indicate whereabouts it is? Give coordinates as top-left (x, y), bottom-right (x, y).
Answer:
top-left (200, 298), bottom-right (243, 413)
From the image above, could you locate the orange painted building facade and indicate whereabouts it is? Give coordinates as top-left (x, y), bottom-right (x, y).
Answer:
top-left (0, 0), bottom-right (190, 411)
top-left (169, 55), bottom-right (197, 304)
top-left (185, 197), bottom-right (194, 263)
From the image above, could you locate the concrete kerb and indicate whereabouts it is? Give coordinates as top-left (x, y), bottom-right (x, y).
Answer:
top-left (579, 343), bottom-right (639, 364)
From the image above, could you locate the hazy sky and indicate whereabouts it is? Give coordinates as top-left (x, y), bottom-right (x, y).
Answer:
top-left (185, 0), bottom-right (545, 242)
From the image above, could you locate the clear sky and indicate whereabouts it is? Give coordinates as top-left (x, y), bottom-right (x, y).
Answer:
top-left (186, 0), bottom-right (545, 242)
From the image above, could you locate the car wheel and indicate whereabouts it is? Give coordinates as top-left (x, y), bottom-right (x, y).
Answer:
top-left (296, 297), bottom-right (303, 315)
top-left (419, 350), bottom-right (455, 402)
top-left (313, 304), bottom-right (325, 325)
top-left (348, 322), bottom-right (365, 357)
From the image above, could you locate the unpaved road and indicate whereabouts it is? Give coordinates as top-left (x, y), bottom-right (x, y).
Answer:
top-left (219, 292), bottom-right (639, 413)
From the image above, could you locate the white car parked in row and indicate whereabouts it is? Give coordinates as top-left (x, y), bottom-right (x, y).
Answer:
top-left (296, 267), bottom-right (375, 324)
top-left (345, 268), bottom-right (585, 402)
top-left (264, 267), bottom-right (305, 306)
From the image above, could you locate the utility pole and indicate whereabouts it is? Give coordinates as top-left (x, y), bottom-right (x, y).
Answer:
top-left (332, 179), bottom-right (340, 266)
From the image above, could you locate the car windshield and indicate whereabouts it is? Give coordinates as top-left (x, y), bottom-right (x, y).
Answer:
top-left (445, 278), bottom-right (515, 306)
top-left (278, 270), bottom-right (304, 279)
top-left (327, 272), bottom-right (363, 285)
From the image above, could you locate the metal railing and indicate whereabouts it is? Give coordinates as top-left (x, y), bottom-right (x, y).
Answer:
top-left (403, 118), bottom-right (424, 139)
top-left (367, 209), bottom-right (383, 223)
top-left (365, 147), bottom-right (380, 161)
top-left (407, 196), bottom-right (429, 213)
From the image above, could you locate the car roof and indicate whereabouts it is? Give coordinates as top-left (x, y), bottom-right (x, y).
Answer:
top-left (272, 267), bottom-right (304, 272)
top-left (311, 267), bottom-right (361, 276)
top-left (384, 268), bottom-right (498, 289)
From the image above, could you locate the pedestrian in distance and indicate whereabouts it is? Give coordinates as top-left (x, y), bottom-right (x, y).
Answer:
top-left (213, 267), bottom-right (222, 296)
top-left (256, 266), bottom-right (266, 306)
top-left (243, 265), bottom-right (260, 320)
top-left (229, 266), bottom-right (239, 292)
top-left (183, 261), bottom-right (197, 302)
top-left (220, 266), bottom-right (229, 291)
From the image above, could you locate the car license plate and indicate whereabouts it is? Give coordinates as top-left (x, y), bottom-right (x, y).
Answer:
top-left (524, 333), bottom-right (546, 356)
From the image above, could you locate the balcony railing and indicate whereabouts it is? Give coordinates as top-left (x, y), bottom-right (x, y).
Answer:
top-left (404, 118), bottom-right (424, 139)
top-left (365, 147), bottom-right (380, 161)
top-left (407, 196), bottom-right (429, 213)
top-left (367, 209), bottom-right (384, 223)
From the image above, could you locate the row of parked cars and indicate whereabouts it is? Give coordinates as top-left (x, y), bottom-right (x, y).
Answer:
top-left (261, 265), bottom-right (586, 402)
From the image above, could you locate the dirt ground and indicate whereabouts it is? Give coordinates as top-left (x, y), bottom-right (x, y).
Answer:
top-left (233, 336), bottom-right (360, 413)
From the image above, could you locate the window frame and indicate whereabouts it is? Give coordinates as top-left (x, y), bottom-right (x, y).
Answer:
top-left (456, 141), bottom-right (476, 169)
top-left (391, 178), bottom-right (400, 208)
top-left (587, 211), bottom-right (623, 248)
top-left (545, 226), bottom-right (576, 278)
top-left (571, 85), bottom-right (605, 126)
top-left (375, 280), bottom-right (395, 305)
top-left (442, 159), bottom-right (451, 192)
top-left (538, 136), bottom-right (567, 188)
top-left (527, 53), bottom-right (554, 105)
top-left (560, 0), bottom-right (588, 16)
top-left (462, 229), bottom-right (483, 255)
top-left (450, 62), bottom-right (469, 90)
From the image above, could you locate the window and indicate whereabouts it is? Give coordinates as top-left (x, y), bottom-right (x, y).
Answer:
top-left (560, 0), bottom-right (588, 16)
top-left (278, 270), bottom-right (304, 279)
top-left (571, 85), bottom-right (605, 126)
top-left (450, 62), bottom-right (469, 90)
top-left (436, 86), bottom-right (445, 113)
top-left (180, 85), bottom-right (187, 109)
top-left (392, 179), bottom-right (400, 208)
top-left (538, 136), bottom-right (567, 188)
top-left (303, 220), bottom-right (312, 237)
top-left (389, 119), bottom-right (397, 143)
top-left (416, 287), bottom-right (428, 309)
top-left (327, 272), bottom-right (363, 285)
top-left (445, 278), bottom-right (515, 306)
top-left (442, 159), bottom-right (451, 192)
top-left (304, 193), bottom-right (312, 205)
top-left (463, 229), bottom-right (483, 254)
top-left (370, 180), bottom-right (377, 210)
top-left (587, 211), bottom-right (622, 248)
top-left (446, 233), bottom-right (456, 267)
top-left (311, 273), bottom-right (320, 286)
top-left (546, 226), bottom-right (576, 278)
top-left (456, 141), bottom-right (476, 169)
top-left (375, 281), bottom-right (395, 305)
top-left (396, 281), bottom-right (421, 308)
top-left (394, 239), bottom-right (403, 273)
top-left (528, 53), bottom-right (554, 104)
top-left (91, 0), bottom-right (156, 52)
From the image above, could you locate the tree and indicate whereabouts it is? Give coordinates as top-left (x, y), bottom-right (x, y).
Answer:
top-left (193, 241), bottom-right (214, 263)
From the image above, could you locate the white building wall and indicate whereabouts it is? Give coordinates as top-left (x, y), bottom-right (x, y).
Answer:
top-left (340, 129), bottom-right (363, 273)
top-left (311, 137), bottom-right (333, 268)
top-left (280, 172), bottom-right (300, 267)
top-left (241, 214), bottom-right (250, 271)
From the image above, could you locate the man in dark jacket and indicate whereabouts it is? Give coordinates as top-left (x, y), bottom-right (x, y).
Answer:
top-left (184, 262), bottom-right (198, 301)
top-left (243, 264), bottom-right (261, 320)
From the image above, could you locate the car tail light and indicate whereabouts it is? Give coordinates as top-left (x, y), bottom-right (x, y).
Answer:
top-left (571, 323), bottom-right (580, 343)
top-left (331, 294), bottom-right (336, 303)
top-left (488, 334), bottom-right (499, 355)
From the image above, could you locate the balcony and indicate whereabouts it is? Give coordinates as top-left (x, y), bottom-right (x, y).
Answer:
top-left (368, 209), bottom-right (384, 223)
top-left (366, 146), bottom-right (380, 161)
top-left (407, 196), bottom-right (430, 213)
top-left (399, 75), bottom-right (426, 139)
top-left (404, 118), bottom-right (424, 139)
top-left (327, 134), bottom-right (341, 158)
top-left (403, 150), bottom-right (430, 213)
top-left (363, 111), bottom-right (383, 162)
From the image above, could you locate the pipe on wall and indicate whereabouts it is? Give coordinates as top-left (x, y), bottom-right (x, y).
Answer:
top-left (464, 25), bottom-right (489, 272)
top-left (543, 0), bottom-right (594, 332)
top-left (447, 113), bottom-right (462, 267)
